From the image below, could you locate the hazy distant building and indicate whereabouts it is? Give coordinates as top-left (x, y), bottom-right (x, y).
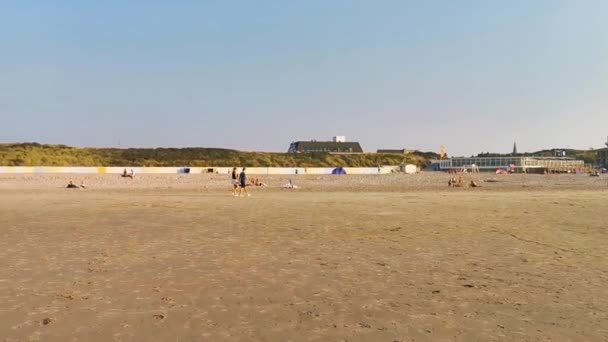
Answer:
top-left (438, 156), bottom-right (584, 173)
top-left (594, 137), bottom-right (608, 167)
top-left (598, 149), bottom-right (608, 167)
top-left (288, 139), bottom-right (363, 153)
top-left (598, 144), bottom-right (608, 167)
top-left (377, 149), bottom-right (409, 154)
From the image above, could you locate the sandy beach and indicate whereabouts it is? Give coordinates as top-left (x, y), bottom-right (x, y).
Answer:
top-left (1, 173), bottom-right (607, 341)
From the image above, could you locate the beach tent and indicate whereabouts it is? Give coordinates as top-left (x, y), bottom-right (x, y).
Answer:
top-left (404, 164), bottom-right (417, 174)
top-left (331, 167), bottom-right (347, 175)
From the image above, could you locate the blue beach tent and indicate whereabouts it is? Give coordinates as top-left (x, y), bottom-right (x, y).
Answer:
top-left (331, 167), bottom-right (347, 175)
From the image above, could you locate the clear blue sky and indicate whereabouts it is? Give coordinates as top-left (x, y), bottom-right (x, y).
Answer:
top-left (1, 1), bottom-right (607, 156)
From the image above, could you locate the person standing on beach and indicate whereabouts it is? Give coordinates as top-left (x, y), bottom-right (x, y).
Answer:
top-left (231, 167), bottom-right (239, 196)
top-left (238, 168), bottom-right (250, 197)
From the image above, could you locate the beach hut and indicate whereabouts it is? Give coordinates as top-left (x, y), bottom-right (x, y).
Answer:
top-left (403, 164), bottom-right (417, 174)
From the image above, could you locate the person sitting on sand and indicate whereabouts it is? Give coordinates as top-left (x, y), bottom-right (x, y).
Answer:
top-left (449, 176), bottom-right (466, 188)
top-left (281, 179), bottom-right (298, 189)
top-left (80, 181), bottom-right (87, 189)
top-left (122, 168), bottom-right (134, 179)
top-left (66, 181), bottom-right (80, 189)
top-left (448, 176), bottom-right (459, 187)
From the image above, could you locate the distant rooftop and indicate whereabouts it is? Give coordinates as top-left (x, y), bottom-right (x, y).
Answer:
top-left (288, 141), bottom-right (363, 153)
top-left (377, 149), bottom-right (410, 154)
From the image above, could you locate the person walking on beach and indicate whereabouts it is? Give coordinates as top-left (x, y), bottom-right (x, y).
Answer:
top-left (231, 167), bottom-right (239, 196)
top-left (238, 168), bottom-right (250, 197)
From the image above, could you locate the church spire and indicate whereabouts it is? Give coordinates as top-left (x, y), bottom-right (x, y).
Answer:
top-left (512, 142), bottom-right (518, 155)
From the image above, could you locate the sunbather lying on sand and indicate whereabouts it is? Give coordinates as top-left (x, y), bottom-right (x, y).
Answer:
top-left (66, 181), bottom-right (80, 189)
top-left (248, 178), bottom-right (267, 187)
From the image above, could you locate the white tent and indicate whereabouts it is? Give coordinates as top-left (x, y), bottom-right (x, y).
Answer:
top-left (404, 164), bottom-right (417, 174)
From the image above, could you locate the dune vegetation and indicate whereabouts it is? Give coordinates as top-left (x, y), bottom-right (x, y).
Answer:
top-left (0, 143), bottom-right (434, 167)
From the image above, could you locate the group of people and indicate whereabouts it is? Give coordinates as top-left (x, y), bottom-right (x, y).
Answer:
top-left (231, 167), bottom-right (253, 197)
top-left (448, 176), bottom-right (479, 188)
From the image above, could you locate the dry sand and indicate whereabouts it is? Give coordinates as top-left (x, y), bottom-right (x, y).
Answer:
top-left (0, 173), bottom-right (607, 341)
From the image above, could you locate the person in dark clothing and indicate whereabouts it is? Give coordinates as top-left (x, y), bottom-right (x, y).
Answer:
top-left (238, 168), bottom-right (250, 197)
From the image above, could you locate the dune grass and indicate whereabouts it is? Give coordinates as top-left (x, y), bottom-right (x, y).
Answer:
top-left (0, 143), bottom-right (433, 167)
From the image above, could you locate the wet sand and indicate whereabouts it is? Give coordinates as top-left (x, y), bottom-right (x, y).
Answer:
top-left (0, 174), bottom-right (607, 341)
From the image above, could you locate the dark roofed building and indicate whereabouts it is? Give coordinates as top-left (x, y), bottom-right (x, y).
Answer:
top-left (377, 149), bottom-right (409, 154)
top-left (288, 141), bottom-right (363, 153)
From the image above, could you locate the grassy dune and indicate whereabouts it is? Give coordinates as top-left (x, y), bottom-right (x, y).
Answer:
top-left (0, 143), bottom-right (434, 167)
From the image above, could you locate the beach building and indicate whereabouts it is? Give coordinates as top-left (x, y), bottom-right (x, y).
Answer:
top-left (597, 148), bottom-right (608, 167)
top-left (438, 156), bottom-right (584, 173)
top-left (597, 137), bottom-right (608, 167)
top-left (288, 137), bottom-right (363, 153)
top-left (377, 149), bottom-right (410, 154)
top-left (554, 150), bottom-right (567, 157)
